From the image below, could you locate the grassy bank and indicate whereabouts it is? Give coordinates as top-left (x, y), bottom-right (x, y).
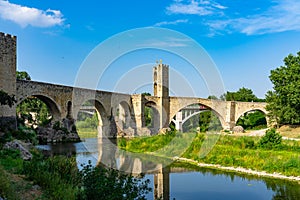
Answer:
top-left (118, 130), bottom-right (300, 178)
top-left (77, 128), bottom-right (97, 138)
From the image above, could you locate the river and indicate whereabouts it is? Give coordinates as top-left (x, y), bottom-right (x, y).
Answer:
top-left (37, 138), bottom-right (300, 200)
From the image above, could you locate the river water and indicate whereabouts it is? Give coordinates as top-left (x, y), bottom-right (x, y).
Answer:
top-left (37, 138), bottom-right (300, 200)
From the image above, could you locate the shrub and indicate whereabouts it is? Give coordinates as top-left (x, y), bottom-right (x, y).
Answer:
top-left (0, 166), bottom-right (15, 199)
top-left (78, 161), bottom-right (151, 200)
top-left (23, 153), bottom-right (80, 199)
top-left (13, 125), bottom-right (38, 145)
top-left (0, 148), bottom-right (23, 173)
top-left (259, 128), bottom-right (282, 149)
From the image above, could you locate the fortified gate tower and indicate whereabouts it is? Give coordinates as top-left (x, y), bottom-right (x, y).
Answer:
top-left (153, 62), bottom-right (170, 130)
top-left (0, 33), bottom-right (17, 130)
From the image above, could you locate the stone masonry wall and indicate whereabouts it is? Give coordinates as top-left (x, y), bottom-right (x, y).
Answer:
top-left (0, 32), bottom-right (17, 130)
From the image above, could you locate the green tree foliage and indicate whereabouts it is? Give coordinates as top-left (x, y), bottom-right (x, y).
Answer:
top-left (17, 97), bottom-right (51, 127)
top-left (259, 128), bottom-right (282, 149)
top-left (183, 111), bottom-right (222, 132)
top-left (266, 52), bottom-right (300, 125)
top-left (0, 90), bottom-right (16, 107)
top-left (79, 162), bottom-right (151, 200)
top-left (207, 95), bottom-right (218, 100)
top-left (142, 92), bottom-right (151, 96)
top-left (142, 93), bottom-right (152, 127)
top-left (76, 112), bottom-right (99, 129)
top-left (16, 71), bottom-right (51, 127)
top-left (221, 87), bottom-right (263, 102)
top-left (144, 107), bottom-right (152, 127)
top-left (16, 71), bottom-right (31, 80)
top-left (236, 110), bottom-right (267, 130)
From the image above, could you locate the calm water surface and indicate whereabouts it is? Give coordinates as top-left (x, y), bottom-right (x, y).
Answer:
top-left (37, 138), bottom-right (300, 200)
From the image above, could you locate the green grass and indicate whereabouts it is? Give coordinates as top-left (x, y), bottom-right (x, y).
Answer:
top-left (119, 132), bottom-right (300, 177)
top-left (118, 131), bottom-right (198, 157)
top-left (0, 148), bottom-right (23, 173)
top-left (77, 128), bottom-right (98, 138)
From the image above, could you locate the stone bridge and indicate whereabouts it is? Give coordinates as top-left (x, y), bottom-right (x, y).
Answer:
top-left (0, 32), bottom-right (267, 137)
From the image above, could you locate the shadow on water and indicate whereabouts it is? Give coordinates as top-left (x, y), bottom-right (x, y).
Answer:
top-left (37, 137), bottom-right (300, 200)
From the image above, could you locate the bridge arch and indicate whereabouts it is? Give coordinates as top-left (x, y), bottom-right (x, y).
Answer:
top-left (117, 101), bottom-right (134, 130)
top-left (170, 100), bottom-right (227, 131)
top-left (235, 108), bottom-right (268, 128)
top-left (171, 103), bottom-right (225, 132)
top-left (16, 94), bottom-right (61, 122)
top-left (144, 100), bottom-right (160, 134)
top-left (181, 110), bottom-right (209, 125)
top-left (75, 99), bottom-right (111, 137)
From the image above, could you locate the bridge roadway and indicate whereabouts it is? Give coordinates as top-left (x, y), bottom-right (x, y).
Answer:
top-left (15, 79), bottom-right (267, 137)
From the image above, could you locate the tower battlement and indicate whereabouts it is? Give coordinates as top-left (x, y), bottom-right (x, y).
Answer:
top-left (0, 32), bottom-right (17, 40)
top-left (153, 63), bottom-right (169, 97)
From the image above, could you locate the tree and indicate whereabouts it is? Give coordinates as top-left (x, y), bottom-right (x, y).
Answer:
top-left (221, 87), bottom-right (260, 102)
top-left (182, 111), bottom-right (222, 132)
top-left (259, 128), bottom-right (282, 149)
top-left (236, 110), bottom-right (267, 130)
top-left (207, 95), bottom-right (218, 100)
top-left (16, 71), bottom-right (31, 80)
top-left (266, 52), bottom-right (300, 125)
top-left (17, 97), bottom-right (51, 126)
top-left (79, 162), bottom-right (151, 200)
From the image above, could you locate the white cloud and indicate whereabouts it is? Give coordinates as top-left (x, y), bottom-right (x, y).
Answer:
top-left (166, 0), bottom-right (226, 16)
top-left (208, 0), bottom-right (300, 35)
top-left (153, 19), bottom-right (188, 27)
top-left (0, 0), bottom-right (65, 28)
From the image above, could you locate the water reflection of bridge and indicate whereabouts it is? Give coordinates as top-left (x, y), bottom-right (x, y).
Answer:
top-left (95, 137), bottom-right (176, 200)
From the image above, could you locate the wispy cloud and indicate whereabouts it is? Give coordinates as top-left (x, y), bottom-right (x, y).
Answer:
top-left (153, 19), bottom-right (188, 27)
top-left (208, 0), bottom-right (300, 35)
top-left (0, 0), bottom-right (65, 28)
top-left (137, 37), bottom-right (193, 48)
top-left (166, 0), bottom-right (226, 16)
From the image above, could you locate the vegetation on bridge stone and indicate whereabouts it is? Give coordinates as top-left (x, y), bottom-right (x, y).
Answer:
top-left (266, 51), bottom-right (300, 126)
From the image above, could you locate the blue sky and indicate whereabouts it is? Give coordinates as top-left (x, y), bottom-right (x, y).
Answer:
top-left (1, 0), bottom-right (300, 98)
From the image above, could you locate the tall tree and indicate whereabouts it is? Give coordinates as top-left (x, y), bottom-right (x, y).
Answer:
top-left (266, 52), bottom-right (300, 125)
top-left (221, 87), bottom-right (260, 102)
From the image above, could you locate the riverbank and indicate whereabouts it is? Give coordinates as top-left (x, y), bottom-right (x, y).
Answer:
top-left (118, 130), bottom-right (300, 183)
top-left (172, 156), bottom-right (300, 183)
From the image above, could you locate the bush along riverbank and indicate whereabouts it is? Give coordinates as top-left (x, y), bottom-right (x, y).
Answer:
top-left (118, 129), bottom-right (300, 181)
top-left (0, 127), bottom-right (151, 200)
top-left (0, 147), bottom-right (152, 200)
